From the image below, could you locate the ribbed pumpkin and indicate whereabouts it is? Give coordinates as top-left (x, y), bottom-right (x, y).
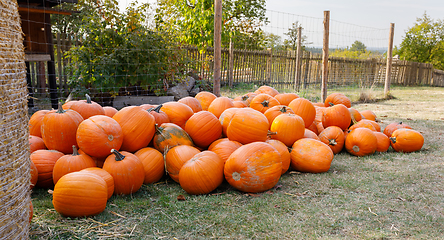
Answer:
top-left (383, 122), bottom-right (412, 138)
top-left (134, 147), bottom-right (165, 184)
top-left (390, 129), bottom-right (424, 153)
top-left (307, 122), bottom-right (319, 135)
top-left (314, 106), bottom-right (326, 133)
top-left (233, 92), bottom-right (256, 106)
top-left (288, 98), bottom-right (316, 128)
top-left (266, 139), bottom-right (291, 174)
top-left (178, 96), bottom-right (203, 113)
top-left (147, 105), bottom-right (170, 125)
top-left (290, 138), bottom-right (334, 173)
top-left (219, 108), bottom-right (240, 137)
top-left (359, 119), bottom-right (381, 132)
top-left (112, 106), bottom-right (156, 152)
top-left (52, 171), bottom-right (108, 217)
top-left (80, 167), bottom-right (115, 199)
top-left (274, 93), bottom-right (299, 106)
top-left (324, 92), bottom-right (351, 108)
top-left (348, 120), bottom-right (377, 132)
top-left (226, 108), bottom-right (269, 144)
top-left (345, 128), bottom-right (377, 157)
top-left (76, 115), bottom-right (124, 158)
top-left (270, 113), bottom-right (305, 147)
top-left (208, 138), bottom-right (242, 163)
top-left (52, 146), bottom-right (96, 184)
top-left (139, 104), bottom-right (155, 110)
top-left (224, 142), bottom-right (282, 193)
top-left (208, 97), bottom-right (235, 118)
top-left (348, 107), bottom-right (363, 124)
top-left (30, 160), bottom-right (38, 189)
top-left (41, 103), bottom-right (84, 154)
top-left (249, 93), bottom-right (280, 113)
top-left (254, 85), bottom-right (279, 97)
top-left (322, 103), bottom-right (351, 131)
top-left (30, 150), bottom-right (64, 188)
top-left (360, 110), bottom-right (377, 121)
top-left (102, 149), bottom-right (145, 195)
top-left (153, 123), bottom-right (194, 153)
top-left (29, 135), bottom-right (46, 153)
top-left (78, 149), bottom-right (106, 168)
top-left (318, 126), bottom-right (345, 154)
top-left (69, 94), bottom-right (105, 119)
top-left (232, 100), bottom-right (247, 108)
top-left (165, 145), bottom-right (201, 183)
top-left (161, 102), bottom-right (194, 129)
top-left (195, 91), bottom-right (217, 111)
top-left (185, 111), bottom-right (222, 148)
top-left (62, 100), bottom-right (77, 110)
top-left (29, 110), bottom-right (49, 137)
top-left (374, 132), bottom-right (391, 152)
top-left (103, 106), bottom-right (118, 118)
top-left (179, 151), bottom-right (224, 195)
top-left (303, 129), bottom-right (320, 141)
top-left (264, 105), bottom-right (295, 128)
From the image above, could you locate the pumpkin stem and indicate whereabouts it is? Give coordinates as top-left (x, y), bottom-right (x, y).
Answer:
top-left (389, 137), bottom-right (396, 144)
top-left (152, 104), bottom-right (162, 113)
top-left (328, 102), bottom-right (334, 107)
top-left (56, 102), bottom-right (65, 114)
top-left (241, 95), bottom-right (249, 101)
top-left (280, 106), bottom-right (288, 113)
top-left (352, 145), bottom-right (360, 153)
top-left (261, 100), bottom-right (270, 107)
top-left (85, 94), bottom-right (92, 104)
top-left (111, 149), bottom-right (125, 161)
top-left (267, 130), bottom-right (277, 136)
top-left (155, 124), bottom-right (164, 134)
top-left (329, 139), bottom-right (337, 146)
top-left (72, 145), bottom-right (79, 156)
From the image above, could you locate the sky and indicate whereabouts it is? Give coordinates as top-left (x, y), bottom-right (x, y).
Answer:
top-left (117, 0), bottom-right (444, 48)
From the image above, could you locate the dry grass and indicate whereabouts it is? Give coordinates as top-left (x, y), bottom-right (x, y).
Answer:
top-left (30, 86), bottom-right (444, 239)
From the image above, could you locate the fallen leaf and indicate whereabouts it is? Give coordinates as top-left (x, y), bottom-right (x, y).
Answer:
top-left (273, 184), bottom-right (283, 190)
top-left (177, 195), bottom-right (186, 201)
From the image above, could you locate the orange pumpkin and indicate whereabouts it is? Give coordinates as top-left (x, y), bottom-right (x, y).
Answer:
top-left (165, 145), bottom-right (201, 183)
top-left (264, 105), bottom-right (295, 128)
top-left (254, 85), bottom-right (279, 97)
top-left (161, 102), bottom-right (194, 129)
top-left (80, 167), bottom-right (115, 199)
top-left (232, 100), bottom-right (248, 108)
top-left (30, 149), bottom-right (64, 188)
top-left (69, 94), bottom-right (105, 119)
top-left (134, 147), bottom-right (165, 184)
top-left (29, 135), bottom-right (46, 153)
top-left (374, 132), bottom-right (391, 152)
top-left (178, 96), bottom-right (203, 113)
top-left (185, 111), bottom-right (222, 148)
top-left (359, 119), bottom-right (381, 132)
top-left (153, 123), bottom-right (194, 153)
top-left (195, 91), bottom-right (217, 111)
top-left (345, 128), bottom-right (377, 157)
top-left (266, 139), bottom-right (291, 174)
top-left (318, 126), bottom-right (345, 154)
top-left (348, 108), bottom-right (363, 124)
top-left (274, 93), bottom-right (299, 106)
top-left (290, 138), bottom-right (334, 173)
top-left (307, 122), bottom-right (319, 135)
top-left (224, 142), bottom-right (282, 193)
top-left (390, 129), bottom-right (424, 153)
top-left (303, 129), bottom-right (320, 141)
top-left (219, 108), bottom-right (240, 137)
top-left (270, 114), bottom-right (305, 147)
top-left (30, 160), bottom-right (38, 189)
top-left (348, 120), bottom-right (377, 132)
top-left (52, 146), bottom-right (97, 184)
top-left (360, 110), bottom-right (377, 121)
top-left (103, 106), bottom-right (118, 118)
top-left (179, 151), bottom-right (224, 195)
top-left (208, 97), bottom-right (235, 118)
top-left (249, 93), bottom-right (280, 113)
top-left (288, 98), bottom-right (316, 128)
top-left (322, 104), bottom-right (351, 131)
top-left (226, 108), bottom-right (269, 144)
top-left (324, 92), bottom-right (351, 108)
top-left (208, 138), bottom-right (242, 163)
top-left (62, 100), bottom-right (78, 110)
top-left (383, 122), bottom-right (412, 138)
top-left (147, 104), bottom-right (170, 125)
top-left (28, 110), bottom-right (50, 137)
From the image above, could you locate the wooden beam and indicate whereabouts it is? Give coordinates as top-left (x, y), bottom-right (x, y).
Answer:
top-left (213, 0), bottom-right (222, 97)
top-left (18, 6), bottom-right (75, 15)
top-left (321, 10), bottom-right (330, 102)
top-left (25, 54), bottom-right (51, 62)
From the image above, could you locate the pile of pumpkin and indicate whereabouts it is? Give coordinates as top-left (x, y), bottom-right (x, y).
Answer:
top-left (28, 86), bottom-right (424, 218)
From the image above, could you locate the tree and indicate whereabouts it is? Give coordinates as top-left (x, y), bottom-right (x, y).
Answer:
top-left (349, 40), bottom-right (367, 53)
top-left (330, 41), bottom-right (382, 59)
top-left (283, 21), bottom-right (308, 51)
top-left (395, 13), bottom-right (444, 70)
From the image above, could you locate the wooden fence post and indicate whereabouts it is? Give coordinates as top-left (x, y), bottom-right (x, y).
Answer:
top-left (384, 23), bottom-right (395, 97)
top-left (213, 0), bottom-right (222, 96)
top-left (294, 26), bottom-right (302, 91)
top-left (321, 10), bottom-right (330, 102)
top-left (267, 48), bottom-right (272, 84)
top-left (228, 39), bottom-right (234, 88)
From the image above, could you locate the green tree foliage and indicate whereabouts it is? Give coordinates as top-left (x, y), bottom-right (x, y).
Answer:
top-left (155, 0), bottom-right (268, 50)
top-left (283, 22), bottom-right (308, 51)
top-left (330, 41), bottom-right (382, 59)
top-left (349, 40), bottom-right (367, 53)
top-left (52, 0), bottom-right (185, 95)
top-left (394, 13), bottom-right (444, 70)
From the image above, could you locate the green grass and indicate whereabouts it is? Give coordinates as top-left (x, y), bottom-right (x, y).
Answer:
top-left (30, 86), bottom-right (444, 239)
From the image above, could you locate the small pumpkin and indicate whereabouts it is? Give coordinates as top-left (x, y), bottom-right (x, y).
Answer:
top-left (147, 105), bottom-right (170, 125)
top-left (290, 138), bottom-right (334, 173)
top-left (318, 126), bottom-right (345, 154)
top-left (383, 122), bottom-right (412, 138)
top-left (29, 135), bottom-right (46, 153)
top-left (134, 147), bottom-right (165, 184)
top-left (266, 139), bottom-right (291, 174)
top-left (219, 108), bottom-right (240, 137)
top-left (374, 132), bottom-right (391, 152)
top-left (178, 96), bottom-right (203, 113)
top-left (348, 108), bottom-right (363, 125)
top-left (226, 108), bottom-right (269, 144)
top-left (103, 106), bottom-right (118, 118)
top-left (195, 91), bottom-right (217, 111)
top-left (264, 105), bottom-right (295, 128)
top-left (324, 92), bottom-right (351, 108)
top-left (348, 120), bottom-right (377, 132)
top-left (153, 123), bottom-right (194, 153)
top-left (69, 94), bottom-right (105, 119)
top-left (30, 149), bottom-right (64, 188)
top-left (345, 128), bottom-right (377, 157)
top-left (303, 129), bottom-right (320, 141)
top-left (254, 85), bottom-right (279, 97)
top-left (165, 145), bottom-right (201, 183)
top-left (185, 111), bottom-right (222, 148)
top-left (208, 97), bottom-right (235, 119)
top-left (288, 98), bottom-right (316, 128)
top-left (80, 167), bottom-right (115, 199)
top-left (322, 103), bottom-right (351, 131)
top-left (274, 93), bottom-right (299, 106)
top-left (249, 93), bottom-right (280, 113)
top-left (360, 110), bottom-right (377, 121)
top-left (161, 102), bottom-right (194, 129)
top-left (232, 100), bottom-right (248, 108)
top-left (52, 146), bottom-right (97, 184)
top-left (270, 113), bottom-right (305, 147)
top-left (28, 110), bottom-right (50, 137)
top-left (208, 138), bottom-right (242, 163)
top-left (30, 160), bottom-right (38, 189)
top-left (390, 129), bottom-right (424, 153)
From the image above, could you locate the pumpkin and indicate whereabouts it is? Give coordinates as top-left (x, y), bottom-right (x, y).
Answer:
top-left (313, 102), bottom-right (325, 107)
top-left (348, 120), bottom-right (377, 132)
top-left (254, 85), bottom-right (279, 97)
top-left (360, 110), bottom-right (377, 121)
top-left (288, 98), bottom-right (316, 128)
top-left (78, 149), bottom-right (106, 168)
top-left (41, 103), bottom-right (84, 154)
top-left (134, 147), bottom-right (165, 184)
top-left (233, 92), bottom-right (256, 106)
top-left (29, 135), bottom-right (46, 153)
top-left (179, 151), bottom-right (224, 195)
top-left (185, 111), bottom-right (222, 148)
top-left (69, 94), bottom-right (105, 119)
top-left (140, 104), bottom-right (155, 110)
top-left (232, 100), bottom-right (247, 108)
top-left (249, 93), bottom-right (280, 113)
top-left (303, 129), bottom-right (320, 141)
top-left (225, 142), bottom-right (282, 193)
top-left (318, 126), bottom-right (345, 154)
top-left (28, 110), bottom-right (49, 137)
top-left (147, 105), bottom-right (170, 125)
top-left (348, 108), bottom-right (363, 125)
top-left (266, 139), bottom-right (291, 174)
top-left (52, 146), bottom-right (97, 184)
top-left (274, 93), bottom-right (299, 106)
top-left (322, 103), bottom-right (351, 131)
top-left (374, 132), bottom-right (391, 152)
top-left (195, 91), bottom-right (217, 111)
top-left (324, 92), bottom-right (351, 108)
top-left (178, 96), bottom-right (203, 113)
top-left (383, 122), bottom-right (412, 138)
top-left (219, 108), bottom-right (240, 137)
top-left (102, 149), bottom-right (145, 195)
top-left (161, 102), bottom-right (194, 129)
top-left (314, 106), bottom-right (326, 133)
top-left (80, 167), bottom-right (115, 199)
top-left (103, 106), bottom-right (118, 118)
top-left (208, 97), bottom-right (235, 118)
top-left (264, 105), bottom-right (295, 128)
top-left (270, 113), bottom-right (305, 147)
top-left (52, 171), bottom-right (108, 217)
top-left (359, 119), bottom-right (381, 132)
top-left (307, 122), bottom-right (319, 135)
top-left (345, 128), bottom-right (377, 157)
top-left (153, 123), bottom-right (194, 153)
top-left (226, 108), bottom-right (269, 144)
top-left (30, 150), bottom-right (64, 188)
top-left (290, 138), bottom-right (334, 173)
top-left (76, 115), bottom-right (124, 158)
top-left (62, 100), bottom-right (77, 110)
top-left (208, 138), bottom-right (242, 163)
top-left (390, 129), bottom-right (424, 153)
top-left (165, 145), bottom-right (201, 183)
top-left (30, 160), bottom-right (38, 189)
top-left (112, 106), bottom-right (155, 152)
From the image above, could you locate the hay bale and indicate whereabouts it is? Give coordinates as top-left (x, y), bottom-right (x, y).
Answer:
top-left (0, 1), bottom-right (31, 239)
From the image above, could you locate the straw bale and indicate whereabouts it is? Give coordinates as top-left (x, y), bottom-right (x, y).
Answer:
top-left (0, 0), bottom-right (31, 239)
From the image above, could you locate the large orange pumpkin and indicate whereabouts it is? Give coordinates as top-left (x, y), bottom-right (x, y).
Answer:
top-left (318, 126), bottom-right (345, 154)
top-left (52, 146), bottom-right (96, 184)
top-left (288, 98), bottom-right (316, 128)
top-left (134, 147), bottom-right (165, 184)
top-left (178, 96), bottom-right (203, 113)
top-left (290, 138), bottom-right (334, 173)
top-left (80, 167), bottom-right (115, 199)
top-left (383, 122), bottom-right (412, 138)
top-left (345, 128), bottom-right (377, 157)
top-left (103, 106), bottom-right (118, 118)
top-left (264, 105), bottom-right (295, 128)
top-left (303, 129), bottom-right (320, 141)
top-left (270, 113), bottom-right (305, 147)
top-left (226, 108), bottom-right (269, 144)
top-left (69, 94), bottom-right (105, 119)
top-left (374, 132), bottom-right (391, 152)
top-left (219, 108), bottom-right (240, 137)
top-left (185, 111), bottom-right (222, 148)
top-left (29, 110), bottom-right (50, 137)
top-left (208, 97), bottom-right (235, 118)
top-left (208, 138), bottom-right (242, 163)
top-left (30, 150), bottom-right (64, 188)
top-left (165, 145), bottom-right (201, 183)
top-left (390, 129), bottom-right (424, 153)
top-left (274, 93), bottom-right (299, 106)
top-left (195, 91), bottom-right (217, 111)
top-left (324, 92), bottom-right (351, 108)
top-left (153, 123), bottom-right (194, 153)
top-left (360, 110), bottom-right (377, 121)
top-left (224, 142), bottom-right (282, 193)
top-left (179, 151), bottom-right (224, 195)
top-left (322, 103), bottom-right (351, 131)
top-left (249, 93), bottom-right (280, 113)
top-left (266, 139), bottom-right (291, 174)
top-left (161, 102), bottom-right (194, 129)
top-left (348, 108), bottom-right (363, 124)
